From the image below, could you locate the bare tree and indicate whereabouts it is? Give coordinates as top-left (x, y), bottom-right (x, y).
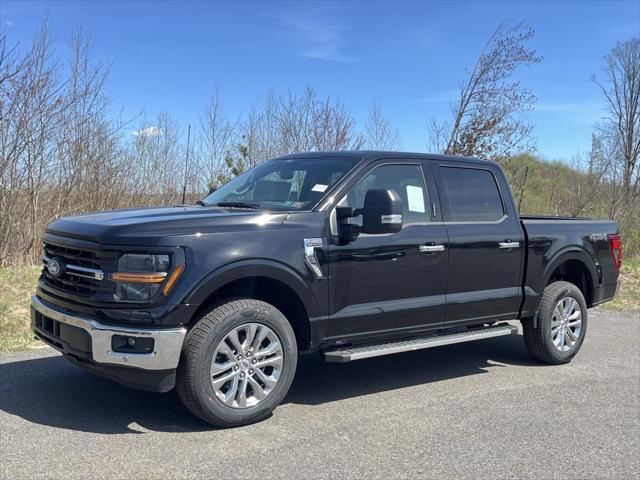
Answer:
top-left (311, 94), bottom-right (364, 151)
top-left (0, 26), bottom-right (130, 265)
top-left (594, 37), bottom-right (640, 201)
top-left (426, 118), bottom-right (449, 154)
top-left (428, 21), bottom-right (541, 161)
top-left (364, 101), bottom-right (401, 150)
top-left (237, 86), bottom-right (363, 169)
top-left (0, 25), bottom-right (66, 263)
top-left (199, 88), bottom-right (234, 189)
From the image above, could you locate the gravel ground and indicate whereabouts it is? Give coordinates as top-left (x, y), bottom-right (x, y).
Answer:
top-left (1, 308), bottom-right (638, 480)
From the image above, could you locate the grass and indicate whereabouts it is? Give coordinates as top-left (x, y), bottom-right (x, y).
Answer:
top-left (605, 257), bottom-right (640, 312)
top-left (0, 265), bottom-right (41, 352)
top-left (0, 259), bottom-right (638, 353)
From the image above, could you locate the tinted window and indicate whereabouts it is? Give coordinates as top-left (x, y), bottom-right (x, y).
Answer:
top-left (439, 167), bottom-right (504, 222)
top-left (339, 164), bottom-right (429, 226)
top-left (202, 158), bottom-right (356, 211)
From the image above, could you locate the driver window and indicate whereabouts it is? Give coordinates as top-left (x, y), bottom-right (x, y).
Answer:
top-left (338, 164), bottom-right (429, 227)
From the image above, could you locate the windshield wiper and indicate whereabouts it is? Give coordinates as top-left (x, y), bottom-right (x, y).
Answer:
top-left (213, 202), bottom-right (262, 209)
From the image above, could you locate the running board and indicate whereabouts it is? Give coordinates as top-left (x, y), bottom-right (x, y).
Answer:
top-left (323, 324), bottom-right (518, 363)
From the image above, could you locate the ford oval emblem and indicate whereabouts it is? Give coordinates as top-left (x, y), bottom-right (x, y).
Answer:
top-left (47, 258), bottom-right (63, 277)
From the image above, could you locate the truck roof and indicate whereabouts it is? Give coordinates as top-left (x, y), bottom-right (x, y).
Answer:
top-left (275, 150), bottom-right (493, 166)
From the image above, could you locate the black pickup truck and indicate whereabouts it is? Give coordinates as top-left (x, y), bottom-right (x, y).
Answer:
top-left (31, 151), bottom-right (622, 426)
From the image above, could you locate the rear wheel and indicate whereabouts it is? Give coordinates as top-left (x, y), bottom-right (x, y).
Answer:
top-left (177, 299), bottom-right (297, 427)
top-left (523, 281), bottom-right (588, 365)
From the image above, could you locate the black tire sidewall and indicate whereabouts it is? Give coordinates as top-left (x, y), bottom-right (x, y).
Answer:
top-left (192, 300), bottom-right (297, 426)
top-left (538, 283), bottom-right (588, 363)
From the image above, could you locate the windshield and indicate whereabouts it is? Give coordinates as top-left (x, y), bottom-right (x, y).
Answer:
top-left (201, 158), bottom-right (357, 211)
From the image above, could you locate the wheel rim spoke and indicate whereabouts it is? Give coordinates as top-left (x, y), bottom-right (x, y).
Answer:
top-left (243, 323), bottom-right (258, 351)
top-left (558, 328), bottom-right (566, 349)
top-left (212, 370), bottom-right (237, 388)
top-left (223, 375), bottom-right (240, 404)
top-left (568, 310), bottom-right (581, 321)
top-left (236, 376), bottom-right (249, 408)
top-left (256, 340), bottom-right (281, 358)
top-left (210, 360), bottom-right (234, 376)
top-left (249, 325), bottom-right (268, 351)
top-left (227, 330), bottom-right (244, 354)
top-left (254, 354), bottom-right (283, 369)
top-left (210, 322), bottom-right (284, 409)
top-left (253, 368), bottom-right (278, 389)
top-left (215, 342), bottom-right (235, 360)
top-left (247, 375), bottom-right (268, 400)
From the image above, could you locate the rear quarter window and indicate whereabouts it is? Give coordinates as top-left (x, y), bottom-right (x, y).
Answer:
top-left (439, 166), bottom-right (505, 222)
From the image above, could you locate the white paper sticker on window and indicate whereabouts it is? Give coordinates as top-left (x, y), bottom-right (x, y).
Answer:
top-left (406, 185), bottom-right (425, 213)
top-left (311, 184), bottom-right (328, 193)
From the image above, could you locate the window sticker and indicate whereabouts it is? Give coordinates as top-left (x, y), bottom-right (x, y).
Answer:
top-left (311, 184), bottom-right (328, 193)
top-left (406, 185), bottom-right (426, 213)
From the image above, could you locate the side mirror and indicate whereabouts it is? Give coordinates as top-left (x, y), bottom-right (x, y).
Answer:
top-left (362, 188), bottom-right (402, 234)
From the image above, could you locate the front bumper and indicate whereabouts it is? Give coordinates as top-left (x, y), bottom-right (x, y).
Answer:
top-left (31, 295), bottom-right (186, 389)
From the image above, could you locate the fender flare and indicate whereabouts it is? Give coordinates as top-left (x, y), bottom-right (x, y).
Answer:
top-left (541, 248), bottom-right (598, 300)
top-left (183, 259), bottom-right (321, 318)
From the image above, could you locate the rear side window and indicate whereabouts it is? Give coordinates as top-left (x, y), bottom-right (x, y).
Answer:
top-left (439, 167), bottom-right (504, 222)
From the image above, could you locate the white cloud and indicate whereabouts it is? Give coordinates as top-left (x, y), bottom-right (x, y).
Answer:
top-left (419, 89), bottom-right (459, 103)
top-left (131, 126), bottom-right (162, 137)
top-left (277, 10), bottom-right (350, 62)
top-left (534, 101), bottom-right (606, 124)
top-left (4, 20), bottom-right (14, 28)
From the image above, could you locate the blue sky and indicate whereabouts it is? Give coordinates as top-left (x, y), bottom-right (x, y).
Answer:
top-left (1, 0), bottom-right (638, 162)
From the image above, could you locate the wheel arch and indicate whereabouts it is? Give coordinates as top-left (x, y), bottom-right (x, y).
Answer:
top-left (183, 260), bottom-right (320, 351)
top-left (542, 249), bottom-right (598, 307)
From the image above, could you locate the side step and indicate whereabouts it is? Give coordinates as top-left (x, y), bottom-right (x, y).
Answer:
top-left (323, 323), bottom-right (518, 363)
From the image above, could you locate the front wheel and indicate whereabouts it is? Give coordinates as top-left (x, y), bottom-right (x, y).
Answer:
top-left (176, 299), bottom-right (298, 427)
top-left (523, 281), bottom-right (588, 365)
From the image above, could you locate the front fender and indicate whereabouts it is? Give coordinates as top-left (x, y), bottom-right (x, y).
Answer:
top-left (182, 258), bottom-right (324, 319)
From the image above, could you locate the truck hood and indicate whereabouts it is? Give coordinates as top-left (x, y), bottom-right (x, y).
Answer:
top-left (45, 206), bottom-right (289, 246)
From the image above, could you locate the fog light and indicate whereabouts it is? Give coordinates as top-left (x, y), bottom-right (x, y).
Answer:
top-left (111, 335), bottom-right (154, 354)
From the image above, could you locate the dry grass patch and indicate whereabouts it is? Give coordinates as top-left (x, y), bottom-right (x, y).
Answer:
top-left (0, 266), bottom-right (40, 352)
top-left (605, 257), bottom-right (640, 312)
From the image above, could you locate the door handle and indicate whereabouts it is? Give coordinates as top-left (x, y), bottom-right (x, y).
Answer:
top-left (419, 244), bottom-right (445, 253)
top-left (499, 241), bottom-right (520, 249)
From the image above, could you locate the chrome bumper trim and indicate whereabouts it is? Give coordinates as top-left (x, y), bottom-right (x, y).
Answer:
top-left (31, 295), bottom-right (186, 370)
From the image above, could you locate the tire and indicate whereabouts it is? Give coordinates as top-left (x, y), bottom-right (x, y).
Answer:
top-left (176, 298), bottom-right (298, 427)
top-left (523, 281), bottom-right (588, 365)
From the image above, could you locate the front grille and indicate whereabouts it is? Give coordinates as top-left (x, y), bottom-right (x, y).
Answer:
top-left (33, 309), bottom-right (92, 354)
top-left (35, 311), bottom-right (61, 337)
top-left (41, 242), bottom-right (114, 298)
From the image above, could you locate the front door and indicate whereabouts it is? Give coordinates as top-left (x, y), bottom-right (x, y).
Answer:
top-left (326, 162), bottom-right (448, 342)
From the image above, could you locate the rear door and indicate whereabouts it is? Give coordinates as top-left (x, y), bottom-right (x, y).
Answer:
top-left (433, 162), bottom-right (524, 326)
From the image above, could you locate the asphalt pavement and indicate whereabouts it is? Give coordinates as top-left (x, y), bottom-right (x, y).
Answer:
top-left (1, 309), bottom-right (638, 480)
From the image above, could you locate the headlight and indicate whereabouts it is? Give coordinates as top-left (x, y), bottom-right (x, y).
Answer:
top-left (109, 254), bottom-right (183, 302)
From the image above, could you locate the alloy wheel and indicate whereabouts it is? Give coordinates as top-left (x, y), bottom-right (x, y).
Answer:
top-left (550, 296), bottom-right (583, 352)
top-left (210, 322), bottom-right (284, 409)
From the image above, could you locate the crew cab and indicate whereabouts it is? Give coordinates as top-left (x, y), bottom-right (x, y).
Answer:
top-left (31, 152), bottom-right (622, 427)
